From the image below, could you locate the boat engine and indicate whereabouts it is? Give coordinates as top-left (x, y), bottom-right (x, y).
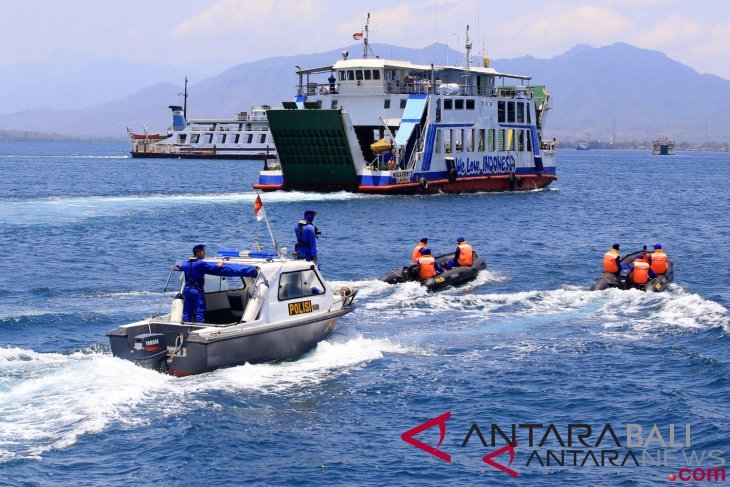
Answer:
top-left (618, 268), bottom-right (632, 290)
top-left (132, 333), bottom-right (168, 372)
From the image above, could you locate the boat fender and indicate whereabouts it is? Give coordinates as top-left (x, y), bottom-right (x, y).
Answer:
top-left (419, 176), bottom-right (429, 190)
top-left (170, 293), bottom-right (184, 322)
top-left (242, 282), bottom-right (269, 322)
top-left (448, 168), bottom-right (458, 183)
top-left (516, 176), bottom-right (523, 188)
top-left (339, 286), bottom-right (354, 297)
top-left (507, 172), bottom-right (515, 191)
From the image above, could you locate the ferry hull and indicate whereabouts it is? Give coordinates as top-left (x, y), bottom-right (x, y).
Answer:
top-left (131, 151), bottom-right (270, 160)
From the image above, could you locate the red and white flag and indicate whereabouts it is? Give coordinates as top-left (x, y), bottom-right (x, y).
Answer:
top-left (254, 195), bottom-right (265, 221)
top-left (353, 32), bottom-right (363, 40)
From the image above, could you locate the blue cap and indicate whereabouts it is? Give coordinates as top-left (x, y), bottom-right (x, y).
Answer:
top-left (421, 247), bottom-right (431, 255)
top-left (420, 238), bottom-right (428, 243)
top-left (193, 244), bottom-right (206, 253)
top-left (304, 209), bottom-right (317, 217)
top-left (654, 244), bottom-right (662, 249)
top-left (457, 237), bottom-right (465, 243)
top-left (612, 243), bottom-right (620, 250)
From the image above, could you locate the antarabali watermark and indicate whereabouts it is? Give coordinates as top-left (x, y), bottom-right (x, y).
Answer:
top-left (401, 412), bottom-right (727, 481)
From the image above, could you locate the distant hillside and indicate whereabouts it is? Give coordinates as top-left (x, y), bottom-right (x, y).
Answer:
top-left (0, 42), bottom-right (728, 142)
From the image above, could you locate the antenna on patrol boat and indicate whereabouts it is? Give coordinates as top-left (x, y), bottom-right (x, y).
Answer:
top-left (465, 25), bottom-right (472, 69)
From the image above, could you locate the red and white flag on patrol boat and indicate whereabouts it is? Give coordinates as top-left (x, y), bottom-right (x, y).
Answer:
top-left (254, 195), bottom-right (265, 221)
top-left (353, 32), bottom-right (363, 40)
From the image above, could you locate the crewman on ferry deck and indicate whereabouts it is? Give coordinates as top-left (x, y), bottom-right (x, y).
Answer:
top-left (603, 243), bottom-right (621, 277)
top-left (445, 237), bottom-right (474, 270)
top-left (328, 73), bottom-right (336, 94)
top-left (180, 244), bottom-right (258, 323)
top-left (628, 253), bottom-right (653, 287)
top-left (418, 248), bottom-right (443, 279)
top-left (412, 238), bottom-right (428, 262)
top-left (648, 244), bottom-right (669, 275)
top-left (294, 210), bottom-right (319, 265)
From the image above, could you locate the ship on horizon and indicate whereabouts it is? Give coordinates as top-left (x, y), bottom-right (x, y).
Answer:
top-left (652, 136), bottom-right (676, 155)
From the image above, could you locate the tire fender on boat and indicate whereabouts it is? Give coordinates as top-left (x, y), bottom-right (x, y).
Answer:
top-left (508, 172), bottom-right (515, 191)
top-left (448, 168), bottom-right (458, 183)
top-left (419, 176), bottom-right (429, 190)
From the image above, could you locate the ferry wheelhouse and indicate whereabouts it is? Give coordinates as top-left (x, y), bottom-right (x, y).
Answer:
top-left (255, 26), bottom-right (556, 194)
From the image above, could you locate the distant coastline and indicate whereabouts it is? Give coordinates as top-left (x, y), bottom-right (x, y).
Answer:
top-left (0, 130), bottom-right (125, 143)
top-left (560, 139), bottom-right (730, 152)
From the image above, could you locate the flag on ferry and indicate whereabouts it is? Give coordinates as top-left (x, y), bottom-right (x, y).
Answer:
top-left (353, 32), bottom-right (363, 40)
top-left (254, 195), bottom-right (265, 221)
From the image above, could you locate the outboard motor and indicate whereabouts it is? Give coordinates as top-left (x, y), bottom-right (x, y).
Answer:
top-left (132, 333), bottom-right (168, 372)
top-left (618, 268), bottom-right (632, 290)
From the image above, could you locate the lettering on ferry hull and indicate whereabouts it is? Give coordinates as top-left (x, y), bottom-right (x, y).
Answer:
top-left (455, 156), bottom-right (516, 176)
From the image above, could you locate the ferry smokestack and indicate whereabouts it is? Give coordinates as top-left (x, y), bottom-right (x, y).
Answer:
top-left (169, 105), bottom-right (185, 131)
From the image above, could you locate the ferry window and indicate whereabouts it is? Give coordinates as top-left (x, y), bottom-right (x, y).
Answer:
top-left (444, 99), bottom-right (453, 110)
top-left (216, 134), bottom-right (226, 144)
top-left (517, 130), bottom-right (524, 151)
top-left (178, 134), bottom-right (187, 144)
top-left (445, 129), bottom-right (453, 153)
top-left (435, 129), bottom-right (442, 153)
top-left (191, 134), bottom-right (200, 144)
top-left (384, 99), bottom-right (391, 109)
top-left (468, 129), bottom-right (475, 151)
top-left (527, 106), bottom-right (532, 124)
top-left (373, 70), bottom-right (381, 80)
top-left (259, 134), bottom-right (266, 143)
top-left (498, 129), bottom-right (505, 151)
top-left (400, 99), bottom-right (407, 109)
top-left (233, 134), bottom-right (240, 144)
top-left (456, 129), bottom-right (464, 152)
top-left (507, 129), bottom-right (515, 151)
top-left (331, 100), bottom-right (338, 109)
top-left (507, 102), bottom-right (515, 123)
top-left (278, 269), bottom-right (325, 301)
top-left (455, 99), bottom-right (464, 110)
top-left (466, 99), bottom-right (475, 110)
top-left (347, 70), bottom-right (354, 81)
top-left (247, 134), bottom-right (254, 144)
top-left (486, 129), bottom-right (493, 152)
top-left (516, 102), bottom-right (525, 123)
top-left (204, 134), bottom-right (213, 144)
top-left (372, 129), bottom-right (380, 141)
top-left (498, 101), bottom-right (505, 123)
top-left (363, 70), bottom-right (371, 80)
top-left (526, 131), bottom-right (532, 152)
top-left (356, 70), bottom-right (363, 80)
top-left (339, 71), bottom-right (346, 81)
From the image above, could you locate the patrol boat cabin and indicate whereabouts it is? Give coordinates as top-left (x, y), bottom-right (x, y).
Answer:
top-left (256, 25), bottom-right (556, 194)
top-left (107, 250), bottom-right (357, 376)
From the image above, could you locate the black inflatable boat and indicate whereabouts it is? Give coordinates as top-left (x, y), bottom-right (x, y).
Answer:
top-left (380, 251), bottom-right (487, 292)
top-left (590, 250), bottom-right (674, 292)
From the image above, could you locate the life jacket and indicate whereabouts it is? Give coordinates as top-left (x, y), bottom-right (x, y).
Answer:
top-left (603, 249), bottom-right (620, 273)
top-left (631, 260), bottom-right (650, 284)
top-left (183, 258), bottom-right (205, 289)
top-left (295, 220), bottom-right (312, 249)
top-left (457, 242), bottom-right (474, 266)
top-left (650, 250), bottom-right (668, 274)
top-left (412, 243), bottom-right (426, 262)
top-left (419, 255), bottom-right (437, 279)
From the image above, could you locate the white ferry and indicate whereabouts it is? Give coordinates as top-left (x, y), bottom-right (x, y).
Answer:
top-left (128, 79), bottom-right (276, 160)
top-left (652, 136), bottom-right (676, 156)
top-left (255, 20), bottom-right (556, 194)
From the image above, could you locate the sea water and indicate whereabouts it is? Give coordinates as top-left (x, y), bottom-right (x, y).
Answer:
top-left (0, 142), bottom-right (728, 485)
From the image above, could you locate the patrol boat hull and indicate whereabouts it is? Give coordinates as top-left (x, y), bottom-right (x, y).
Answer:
top-left (381, 252), bottom-right (487, 292)
top-left (590, 251), bottom-right (674, 292)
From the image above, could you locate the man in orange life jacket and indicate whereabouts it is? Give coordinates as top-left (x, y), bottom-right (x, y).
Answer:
top-left (603, 243), bottom-right (621, 277)
top-left (648, 244), bottom-right (669, 275)
top-left (412, 238), bottom-right (428, 263)
top-left (629, 250), bottom-right (655, 287)
top-left (418, 248), bottom-right (443, 279)
top-left (445, 237), bottom-right (474, 270)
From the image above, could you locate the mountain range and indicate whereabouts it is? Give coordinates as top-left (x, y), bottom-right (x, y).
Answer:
top-left (0, 42), bottom-right (727, 143)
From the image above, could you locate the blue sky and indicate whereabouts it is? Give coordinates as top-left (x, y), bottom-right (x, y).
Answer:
top-left (2, 0), bottom-right (730, 78)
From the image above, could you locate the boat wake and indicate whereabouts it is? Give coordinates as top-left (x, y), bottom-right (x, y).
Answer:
top-left (0, 333), bottom-right (410, 463)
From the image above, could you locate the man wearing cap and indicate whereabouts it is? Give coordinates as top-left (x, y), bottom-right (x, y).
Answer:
top-left (295, 210), bottom-right (319, 265)
top-left (445, 237), bottom-right (474, 270)
top-left (417, 247), bottom-right (443, 279)
top-left (412, 238), bottom-right (428, 263)
top-left (648, 244), bottom-right (668, 275)
top-left (603, 243), bottom-right (621, 277)
top-left (179, 244), bottom-right (258, 323)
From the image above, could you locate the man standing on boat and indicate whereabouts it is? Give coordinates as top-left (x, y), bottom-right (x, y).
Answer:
top-left (294, 210), bottom-right (319, 265)
top-left (180, 244), bottom-right (258, 323)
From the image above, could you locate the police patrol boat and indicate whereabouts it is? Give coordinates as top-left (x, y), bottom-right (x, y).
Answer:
top-left (107, 249), bottom-right (357, 376)
top-left (128, 78), bottom-right (276, 160)
top-left (590, 250), bottom-right (674, 292)
top-left (380, 251), bottom-right (487, 292)
top-left (255, 18), bottom-right (556, 194)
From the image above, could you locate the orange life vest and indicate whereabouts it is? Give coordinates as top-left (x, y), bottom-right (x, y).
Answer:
top-left (603, 249), bottom-right (620, 273)
top-left (419, 255), bottom-right (437, 279)
top-left (650, 250), bottom-right (668, 274)
top-left (412, 243), bottom-right (426, 263)
top-left (631, 260), bottom-right (650, 284)
top-left (457, 242), bottom-right (474, 266)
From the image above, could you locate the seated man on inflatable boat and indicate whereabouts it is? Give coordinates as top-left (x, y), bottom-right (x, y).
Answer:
top-left (444, 237), bottom-right (473, 270)
top-left (417, 247), bottom-right (444, 279)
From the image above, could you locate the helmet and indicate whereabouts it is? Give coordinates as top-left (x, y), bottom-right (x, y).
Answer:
top-left (193, 244), bottom-right (206, 253)
top-left (654, 244), bottom-right (662, 249)
top-left (612, 243), bottom-right (620, 250)
top-left (420, 238), bottom-right (428, 243)
top-left (457, 237), bottom-right (465, 243)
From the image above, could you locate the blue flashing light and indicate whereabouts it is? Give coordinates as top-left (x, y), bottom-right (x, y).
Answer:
top-left (249, 251), bottom-right (278, 259)
top-left (217, 249), bottom-right (241, 257)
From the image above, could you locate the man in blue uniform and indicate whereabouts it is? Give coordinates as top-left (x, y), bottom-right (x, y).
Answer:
top-left (179, 244), bottom-right (258, 323)
top-left (294, 210), bottom-right (319, 265)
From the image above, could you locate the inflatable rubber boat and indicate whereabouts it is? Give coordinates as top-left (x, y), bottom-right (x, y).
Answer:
top-left (380, 252), bottom-right (487, 292)
top-left (590, 250), bottom-right (674, 292)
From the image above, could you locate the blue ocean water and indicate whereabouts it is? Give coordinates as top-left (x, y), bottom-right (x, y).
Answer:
top-left (0, 141), bottom-right (728, 485)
